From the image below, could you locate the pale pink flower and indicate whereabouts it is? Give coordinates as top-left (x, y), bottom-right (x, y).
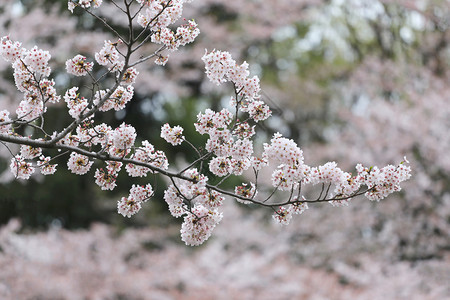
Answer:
top-left (125, 155), bottom-right (150, 178)
top-left (309, 162), bottom-right (345, 185)
top-left (272, 168), bottom-right (296, 191)
top-left (65, 54), bottom-right (93, 76)
top-left (154, 55), bottom-right (169, 66)
top-left (0, 36), bottom-right (25, 62)
top-left (152, 27), bottom-right (177, 50)
top-left (94, 168), bottom-right (117, 191)
top-left (272, 206), bottom-right (293, 226)
top-left (164, 184), bottom-right (186, 218)
top-left (241, 76), bottom-right (261, 99)
top-left (23, 46), bottom-right (51, 76)
top-left (57, 133), bottom-right (80, 147)
top-left (235, 182), bottom-right (257, 204)
top-left (263, 133), bottom-right (304, 166)
top-left (175, 20), bottom-right (200, 47)
top-left (108, 86), bottom-right (134, 111)
top-left (246, 100), bottom-right (271, 122)
top-left (334, 172), bottom-right (361, 197)
top-left (197, 189), bottom-right (224, 209)
top-left (136, 0), bottom-right (152, 6)
top-left (76, 122), bottom-right (95, 147)
top-left (121, 67), bottom-right (139, 85)
top-left (10, 155), bottom-right (35, 179)
top-left (117, 196), bottom-right (141, 218)
top-left (233, 122), bottom-right (255, 139)
top-left (137, 0), bottom-right (184, 30)
top-left (209, 156), bottom-right (232, 177)
top-left (250, 156), bottom-right (269, 171)
top-left (205, 128), bottom-right (233, 157)
top-left (67, 152), bottom-right (93, 175)
top-left (230, 158), bottom-right (251, 175)
top-left (16, 99), bottom-right (45, 121)
top-left (39, 79), bottom-right (60, 103)
top-left (90, 123), bottom-right (112, 147)
top-left (161, 123), bottom-right (184, 146)
top-left (92, 0), bottom-right (102, 8)
top-left (112, 123), bottom-right (136, 150)
top-left (290, 199), bottom-right (308, 215)
top-left (178, 168), bottom-right (208, 199)
top-left (95, 40), bottom-right (121, 67)
top-left (107, 146), bottom-right (130, 158)
top-left (68, 2), bottom-right (76, 12)
top-left (228, 61), bottom-right (250, 88)
top-left (129, 184), bottom-right (153, 202)
top-left (37, 156), bottom-right (57, 175)
top-left (180, 204), bottom-right (223, 246)
top-left (202, 49), bottom-right (235, 85)
top-left (195, 108), bottom-right (232, 134)
top-left (106, 161), bottom-right (122, 175)
top-left (20, 145), bottom-right (42, 159)
top-left (11, 59), bottom-right (33, 93)
top-left (64, 87), bottom-right (89, 119)
top-left (231, 138), bottom-right (253, 160)
top-left (92, 89), bottom-right (111, 111)
top-left (124, 140), bottom-right (168, 177)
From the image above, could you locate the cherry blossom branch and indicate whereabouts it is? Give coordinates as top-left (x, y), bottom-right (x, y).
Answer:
top-left (0, 0), bottom-right (412, 246)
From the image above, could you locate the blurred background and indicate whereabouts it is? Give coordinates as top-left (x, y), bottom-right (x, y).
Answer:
top-left (0, 0), bottom-right (449, 299)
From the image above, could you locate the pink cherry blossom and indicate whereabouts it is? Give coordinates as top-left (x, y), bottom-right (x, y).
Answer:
top-left (67, 152), bottom-right (93, 175)
top-left (10, 155), bottom-right (35, 179)
top-left (180, 204), bottom-right (223, 246)
top-left (160, 123), bottom-right (184, 146)
top-left (65, 54), bottom-right (93, 76)
top-left (117, 196), bottom-right (141, 218)
top-left (112, 123), bottom-right (136, 150)
top-left (37, 156), bottom-right (57, 175)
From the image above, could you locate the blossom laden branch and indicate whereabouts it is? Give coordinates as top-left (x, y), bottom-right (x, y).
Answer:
top-left (0, 0), bottom-right (411, 246)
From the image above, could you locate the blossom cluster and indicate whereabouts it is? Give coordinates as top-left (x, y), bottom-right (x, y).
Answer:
top-left (9, 151), bottom-right (58, 179)
top-left (181, 204), bottom-right (223, 246)
top-left (95, 40), bottom-right (124, 71)
top-left (151, 20), bottom-right (200, 51)
top-left (66, 55), bottom-right (93, 76)
top-left (10, 155), bottom-right (35, 180)
top-left (269, 158), bottom-right (412, 225)
top-left (272, 199), bottom-right (309, 225)
top-left (196, 50), bottom-right (271, 180)
top-left (64, 87), bottom-right (89, 119)
top-left (1, 36), bottom-right (56, 122)
top-left (201, 50), bottom-right (265, 108)
top-left (160, 123), bottom-right (184, 145)
top-left (68, 0), bottom-right (102, 13)
top-left (137, 0), bottom-right (191, 30)
top-left (0, 36), bottom-right (25, 62)
top-left (118, 183), bottom-right (153, 217)
top-left (60, 120), bottom-right (169, 180)
top-left (135, 0), bottom-right (199, 60)
top-left (356, 160), bottom-right (412, 202)
top-left (125, 140), bottom-right (169, 177)
top-left (163, 168), bottom-right (224, 246)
